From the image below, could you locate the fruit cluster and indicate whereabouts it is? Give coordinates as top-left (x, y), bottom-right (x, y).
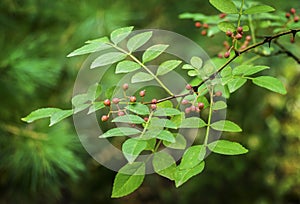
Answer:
top-left (194, 13), bottom-right (227, 36)
top-left (286, 8), bottom-right (299, 23)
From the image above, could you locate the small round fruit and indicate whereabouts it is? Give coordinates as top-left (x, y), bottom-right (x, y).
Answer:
top-left (237, 26), bottom-right (243, 33)
top-left (195, 22), bottom-right (202, 28)
top-left (150, 104), bottom-right (157, 110)
top-left (235, 33), bottom-right (243, 40)
top-left (185, 107), bottom-right (191, 114)
top-left (112, 98), bottom-right (120, 104)
top-left (103, 99), bottom-right (111, 106)
top-left (203, 23), bottom-right (209, 29)
top-left (190, 105), bottom-right (196, 112)
top-left (185, 84), bottom-right (193, 90)
top-left (224, 51), bottom-right (230, 58)
top-left (294, 16), bottom-right (299, 22)
top-left (219, 13), bottom-right (226, 19)
top-left (139, 90), bottom-right (146, 97)
top-left (218, 53), bottom-right (223, 58)
top-left (291, 8), bottom-right (296, 14)
top-left (101, 115), bottom-right (109, 122)
top-left (215, 91), bottom-right (223, 97)
top-left (286, 12), bottom-right (291, 18)
top-left (144, 117), bottom-right (149, 122)
top-left (201, 30), bottom-right (207, 36)
top-left (181, 99), bottom-right (189, 105)
top-left (245, 35), bottom-right (251, 41)
top-left (226, 30), bottom-right (233, 37)
top-left (129, 96), bottom-right (136, 102)
top-left (122, 83), bottom-right (129, 91)
top-left (118, 111), bottom-right (125, 116)
top-left (198, 102), bottom-right (205, 110)
top-left (151, 98), bottom-right (157, 104)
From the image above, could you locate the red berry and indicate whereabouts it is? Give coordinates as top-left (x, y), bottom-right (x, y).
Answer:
top-left (291, 8), bottom-right (296, 14)
top-left (237, 26), bottom-right (243, 33)
top-left (144, 117), bottom-right (149, 122)
top-left (215, 91), bottom-right (222, 97)
top-left (103, 99), bottom-right (111, 106)
top-left (101, 115), bottom-right (109, 122)
top-left (218, 53), bottom-right (223, 58)
top-left (190, 105), bottom-right (196, 112)
top-left (203, 23), bottom-right (209, 29)
top-left (240, 45), bottom-right (247, 50)
top-left (181, 99), bottom-right (189, 105)
top-left (129, 96), bottom-right (136, 102)
top-left (151, 99), bottom-right (157, 104)
top-left (122, 83), bottom-right (129, 91)
top-left (195, 107), bottom-right (200, 113)
top-left (245, 35), bottom-right (251, 41)
top-left (150, 104), bottom-right (157, 110)
top-left (198, 102), bottom-right (205, 110)
top-left (195, 22), bottom-right (202, 28)
top-left (112, 98), bottom-right (120, 104)
top-left (185, 84), bottom-right (192, 90)
top-left (185, 107), bottom-right (191, 114)
top-left (236, 33), bottom-right (243, 40)
top-left (294, 16), bottom-right (299, 22)
top-left (224, 51), bottom-right (230, 58)
top-left (291, 37), bottom-right (295, 43)
top-left (118, 111), bottom-right (125, 116)
top-left (201, 30), bottom-right (207, 36)
top-left (139, 90), bottom-right (146, 97)
top-left (219, 13), bottom-right (227, 19)
top-left (286, 12), bottom-right (291, 18)
top-left (226, 30), bottom-right (233, 37)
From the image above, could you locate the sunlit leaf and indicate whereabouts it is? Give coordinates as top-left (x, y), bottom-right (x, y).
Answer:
top-left (127, 31), bottom-right (152, 52)
top-left (209, 0), bottom-right (238, 14)
top-left (122, 139), bottom-right (148, 163)
top-left (50, 109), bottom-right (73, 126)
top-left (208, 140), bottom-right (248, 155)
top-left (91, 52), bottom-right (127, 68)
top-left (175, 161), bottom-right (205, 187)
top-left (148, 117), bottom-right (178, 129)
top-left (228, 78), bottom-right (247, 93)
top-left (22, 108), bottom-right (61, 123)
top-left (131, 72), bottom-right (154, 83)
top-left (153, 108), bottom-right (181, 116)
top-left (163, 133), bottom-right (186, 150)
top-left (156, 130), bottom-right (175, 143)
top-left (252, 76), bottom-right (287, 95)
top-left (156, 60), bottom-right (182, 76)
top-left (190, 56), bottom-right (203, 69)
top-left (112, 115), bottom-right (145, 124)
top-left (125, 104), bottom-right (150, 115)
top-left (244, 5), bottom-right (275, 15)
top-left (218, 21), bottom-right (235, 32)
top-left (210, 120), bottom-right (242, 132)
top-left (99, 127), bottom-right (141, 138)
top-left (232, 65), bottom-right (269, 76)
top-left (116, 60), bottom-right (141, 73)
top-left (152, 151), bottom-right (176, 180)
top-left (110, 26), bottom-right (134, 44)
top-left (180, 117), bottom-right (207, 128)
top-left (88, 102), bottom-right (105, 114)
top-left (179, 145), bottom-right (206, 170)
top-left (142, 44), bottom-right (169, 63)
top-left (212, 101), bottom-right (227, 110)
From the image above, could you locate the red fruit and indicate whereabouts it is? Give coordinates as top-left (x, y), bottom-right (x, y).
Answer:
top-left (218, 53), bottom-right (223, 58)
top-left (103, 99), bottom-right (111, 106)
top-left (185, 107), bottom-right (191, 114)
top-left (237, 26), bottom-right (243, 33)
top-left (291, 8), bottom-right (296, 14)
top-left (286, 12), bottom-right (291, 18)
top-left (150, 104), bottom-right (157, 110)
top-left (122, 83), bottom-right (129, 91)
top-left (198, 102), bottom-right (205, 110)
top-left (195, 22), bottom-right (202, 28)
top-left (118, 111), bottom-right (125, 116)
top-left (203, 23), bottom-right (209, 29)
top-left (151, 99), bottom-right (157, 104)
top-left (291, 37), bottom-right (295, 43)
top-left (196, 107), bottom-right (200, 113)
top-left (294, 16), bottom-right (299, 22)
top-left (219, 13), bottom-right (227, 19)
top-left (226, 30), bottom-right (233, 37)
top-left (201, 30), bottom-right (207, 36)
top-left (236, 33), bottom-right (243, 40)
top-left (215, 91), bottom-right (223, 97)
top-left (240, 45), bottom-right (247, 50)
top-left (224, 51), bottom-right (230, 58)
top-left (245, 35), bottom-right (251, 41)
top-left (144, 117), bottom-right (149, 122)
top-left (139, 90), bottom-right (146, 97)
top-left (185, 84), bottom-right (192, 90)
top-left (190, 105), bottom-right (196, 112)
top-left (129, 96), bottom-right (136, 102)
top-left (112, 98), bottom-right (120, 104)
top-left (181, 99), bottom-right (189, 105)
top-left (101, 115), bottom-right (109, 122)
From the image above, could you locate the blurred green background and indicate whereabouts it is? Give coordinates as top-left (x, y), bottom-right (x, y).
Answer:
top-left (0, 0), bottom-right (299, 203)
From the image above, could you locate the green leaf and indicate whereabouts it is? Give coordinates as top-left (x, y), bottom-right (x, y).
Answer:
top-left (153, 108), bottom-right (181, 117)
top-left (232, 65), bottom-right (269, 76)
top-left (148, 117), bottom-right (178, 129)
top-left (182, 64), bottom-right (194, 70)
top-left (228, 78), bottom-right (247, 93)
top-left (91, 52), bottom-right (127, 68)
top-left (127, 31), bottom-right (152, 52)
top-left (142, 44), bottom-right (169, 63)
top-left (145, 139), bottom-right (156, 151)
top-left (22, 108), bottom-right (61, 123)
top-left (244, 5), bottom-right (275, 15)
top-left (218, 21), bottom-right (236, 32)
top-left (110, 26), bottom-right (134, 44)
top-left (72, 94), bottom-right (88, 107)
top-left (170, 112), bottom-right (185, 128)
top-left (85, 36), bottom-right (110, 44)
top-left (179, 145), bottom-right (206, 170)
top-left (86, 83), bottom-right (102, 100)
top-left (208, 140), bottom-right (248, 155)
top-left (125, 104), bottom-right (150, 115)
top-left (156, 100), bottom-right (173, 108)
top-left (175, 161), bottom-right (205, 188)
top-left (156, 60), bottom-right (182, 76)
top-left (152, 151), bottom-right (176, 180)
top-left (99, 127), bottom-right (141, 138)
top-left (131, 72), bottom-right (154, 83)
top-left (156, 130), bottom-right (175, 143)
top-left (209, 0), bottom-right (238, 14)
top-left (105, 86), bottom-right (117, 99)
top-left (187, 70), bottom-right (198, 77)
top-left (122, 139), bottom-right (148, 163)
top-left (111, 162), bottom-right (145, 198)
top-left (180, 117), bottom-right (207, 128)
top-left (190, 56), bottom-right (203, 69)
top-left (50, 109), bottom-right (73, 126)
top-left (67, 38), bottom-right (111, 57)
top-left (112, 115), bottom-right (145, 124)
top-left (212, 101), bottom-right (227, 110)
top-left (116, 60), bottom-right (141, 74)
top-left (252, 76), bottom-right (287, 95)
top-left (88, 102), bottom-right (105, 114)
top-left (163, 133), bottom-right (186, 150)
top-left (210, 120), bottom-right (242, 132)
top-left (73, 103), bottom-right (90, 114)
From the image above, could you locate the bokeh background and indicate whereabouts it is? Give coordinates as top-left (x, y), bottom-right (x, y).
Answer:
top-left (0, 0), bottom-right (299, 203)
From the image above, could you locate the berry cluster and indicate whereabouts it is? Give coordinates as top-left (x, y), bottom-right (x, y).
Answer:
top-left (194, 13), bottom-right (227, 36)
top-left (286, 8), bottom-right (299, 23)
